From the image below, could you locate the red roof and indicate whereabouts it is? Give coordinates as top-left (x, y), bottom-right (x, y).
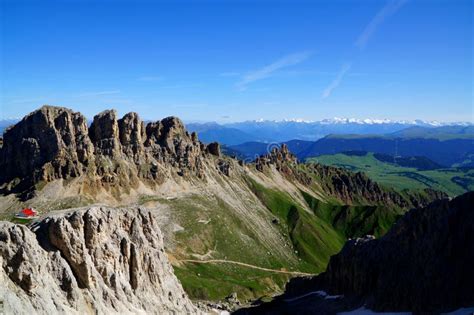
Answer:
top-left (21, 208), bottom-right (36, 217)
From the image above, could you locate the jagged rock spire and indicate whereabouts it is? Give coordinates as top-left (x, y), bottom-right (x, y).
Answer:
top-left (0, 106), bottom-right (218, 197)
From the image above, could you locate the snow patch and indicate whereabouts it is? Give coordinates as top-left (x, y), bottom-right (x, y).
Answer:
top-left (245, 117), bottom-right (472, 126)
top-left (283, 290), bottom-right (343, 303)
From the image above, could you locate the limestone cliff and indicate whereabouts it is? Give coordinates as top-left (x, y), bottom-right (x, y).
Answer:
top-left (0, 207), bottom-right (198, 314)
top-left (0, 106), bottom-right (219, 199)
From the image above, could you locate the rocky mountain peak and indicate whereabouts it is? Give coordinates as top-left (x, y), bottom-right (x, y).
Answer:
top-left (118, 112), bottom-right (145, 157)
top-left (255, 143), bottom-right (298, 172)
top-left (0, 105), bottom-right (94, 189)
top-left (0, 106), bottom-right (217, 199)
top-left (89, 109), bottom-right (121, 156)
top-left (157, 116), bottom-right (189, 151)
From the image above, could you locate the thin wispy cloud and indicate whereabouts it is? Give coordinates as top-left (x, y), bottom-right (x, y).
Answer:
top-left (75, 90), bottom-right (120, 97)
top-left (355, 0), bottom-right (408, 50)
top-left (137, 76), bottom-right (163, 81)
top-left (321, 63), bottom-right (352, 99)
top-left (237, 51), bottom-right (312, 90)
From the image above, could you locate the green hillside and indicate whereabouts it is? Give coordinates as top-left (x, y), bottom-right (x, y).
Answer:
top-left (308, 152), bottom-right (474, 196)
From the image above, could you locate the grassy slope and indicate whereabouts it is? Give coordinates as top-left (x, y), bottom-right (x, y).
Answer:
top-left (143, 193), bottom-right (308, 301)
top-left (157, 170), bottom-right (416, 302)
top-left (301, 191), bottom-right (403, 238)
top-left (308, 153), bottom-right (474, 196)
top-left (247, 178), bottom-right (345, 271)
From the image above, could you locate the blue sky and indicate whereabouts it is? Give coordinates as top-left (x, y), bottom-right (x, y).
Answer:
top-left (1, 0), bottom-right (472, 122)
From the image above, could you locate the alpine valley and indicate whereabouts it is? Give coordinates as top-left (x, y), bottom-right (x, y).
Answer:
top-left (0, 106), bottom-right (472, 314)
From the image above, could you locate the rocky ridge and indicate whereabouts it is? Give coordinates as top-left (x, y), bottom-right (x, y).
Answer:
top-left (0, 206), bottom-right (198, 314)
top-left (254, 144), bottom-right (447, 209)
top-left (305, 163), bottom-right (447, 207)
top-left (0, 106), bottom-right (226, 199)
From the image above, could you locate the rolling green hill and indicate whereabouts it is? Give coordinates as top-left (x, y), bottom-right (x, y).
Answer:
top-left (308, 152), bottom-right (474, 196)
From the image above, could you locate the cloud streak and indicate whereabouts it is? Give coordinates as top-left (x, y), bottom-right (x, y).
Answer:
top-left (321, 63), bottom-right (352, 99)
top-left (355, 0), bottom-right (408, 50)
top-left (237, 51), bottom-right (311, 89)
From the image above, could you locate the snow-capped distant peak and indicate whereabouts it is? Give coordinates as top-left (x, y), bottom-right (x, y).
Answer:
top-left (253, 118), bottom-right (315, 123)
top-left (318, 117), bottom-right (467, 126)
top-left (240, 117), bottom-right (472, 126)
top-left (282, 118), bottom-right (315, 123)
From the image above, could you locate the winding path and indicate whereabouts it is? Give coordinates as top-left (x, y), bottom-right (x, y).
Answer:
top-left (180, 259), bottom-right (314, 276)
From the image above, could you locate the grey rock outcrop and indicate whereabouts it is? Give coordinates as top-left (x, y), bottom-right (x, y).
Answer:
top-left (206, 142), bottom-right (221, 157)
top-left (253, 144), bottom-right (445, 209)
top-left (255, 144), bottom-right (298, 175)
top-left (0, 106), bottom-right (215, 197)
top-left (0, 207), bottom-right (198, 314)
top-left (89, 109), bottom-right (121, 157)
top-left (118, 112), bottom-right (145, 157)
top-left (0, 106), bottom-right (94, 187)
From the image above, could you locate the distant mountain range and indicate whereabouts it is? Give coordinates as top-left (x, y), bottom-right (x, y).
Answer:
top-left (185, 122), bottom-right (255, 145)
top-left (187, 119), bottom-right (473, 144)
top-left (225, 127), bottom-right (474, 167)
top-left (0, 119), bottom-right (19, 135)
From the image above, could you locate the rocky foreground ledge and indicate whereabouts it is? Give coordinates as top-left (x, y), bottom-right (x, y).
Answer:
top-left (0, 207), bottom-right (198, 314)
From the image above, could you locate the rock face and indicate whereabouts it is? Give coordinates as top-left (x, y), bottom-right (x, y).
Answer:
top-left (0, 207), bottom-right (198, 314)
top-left (283, 191), bottom-right (474, 313)
top-left (206, 142), bottom-right (221, 157)
top-left (89, 109), bottom-right (121, 157)
top-left (0, 106), bottom-right (215, 198)
top-left (0, 106), bottom-right (94, 188)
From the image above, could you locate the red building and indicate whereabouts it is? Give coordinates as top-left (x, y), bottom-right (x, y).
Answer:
top-left (15, 208), bottom-right (38, 219)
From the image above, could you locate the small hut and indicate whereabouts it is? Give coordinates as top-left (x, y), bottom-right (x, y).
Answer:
top-left (15, 207), bottom-right (38, 219)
